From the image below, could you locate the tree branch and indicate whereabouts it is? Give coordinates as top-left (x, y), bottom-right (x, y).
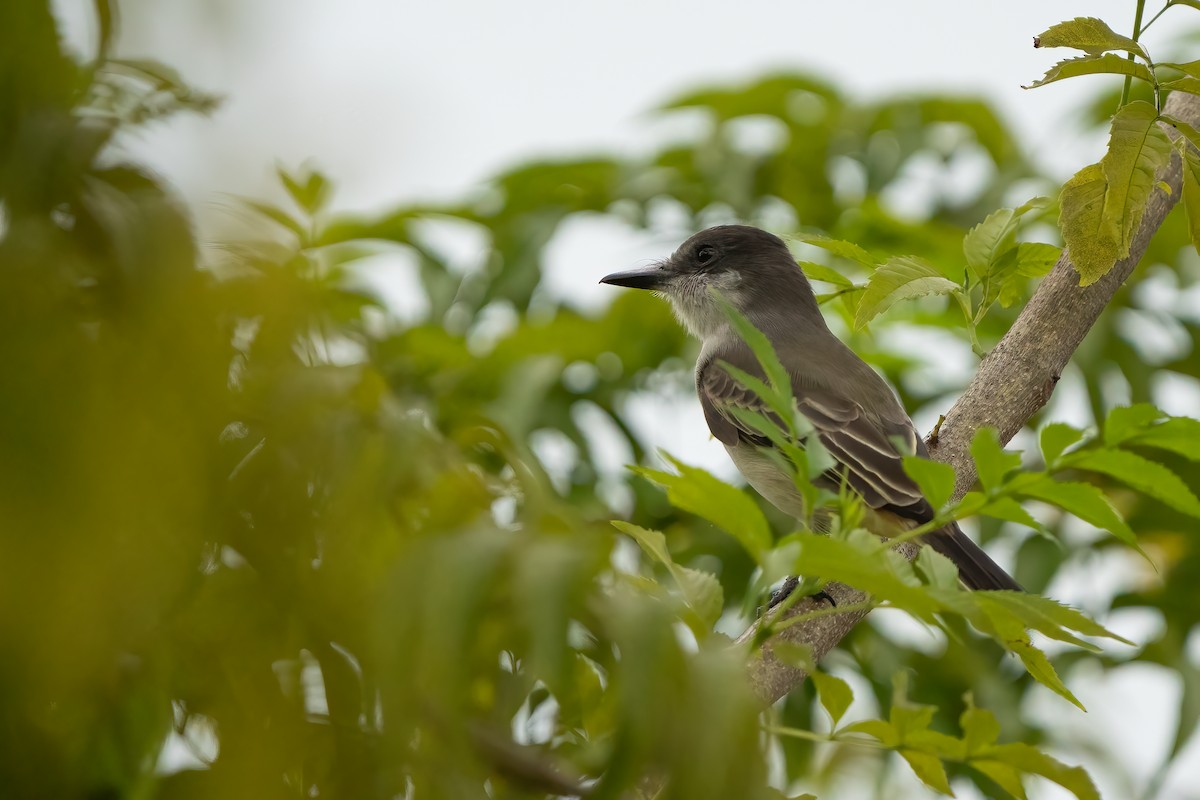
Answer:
top-left (740, 90), bottom-right (1200, 706)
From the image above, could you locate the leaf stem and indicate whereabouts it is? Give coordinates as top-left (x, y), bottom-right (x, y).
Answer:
top-left (767, 599), bottom-right (879, 634)
top-left (767, 725), bottom-right (887, 751)
top-left (1138, 2), bottom-right (1172, 36)
top-left (1122, 0), bottom-right (1148, 108)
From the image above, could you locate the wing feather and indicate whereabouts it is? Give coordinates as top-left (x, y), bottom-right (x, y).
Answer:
top-left (697, 343), bottom-right (928, 519)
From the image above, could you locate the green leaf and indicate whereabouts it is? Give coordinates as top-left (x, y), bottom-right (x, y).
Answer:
top-left (980, 605), bottom-right (1084, 708)
top-left (1033, 17), bottom-right (1147, 58)
top-left (1016, 476), bottom-right (1137, 548)
top-left (972, 761), bottom-right (1029, 800)
top-left (1014, 195), bottom-right (1052, 215)
top-left (613, 521), bottom-right (673, 565)
top-left (981, 592), bottom-right (1133, 646)
top-left (1182, 144), bottom-right (1200, 257)
top-left (979, 743), bottom-right (1100, 800)
top-left (854, 256), bottom-right (960, 328)
top-left (634, 455), bottom-right (773, 561)
top-left (845, 718), bottom-right (898, 747)
top-left (1012, 242), bottom-right (1062, 278)
top-left (793, 233), bottom-right (878, 267)
top-left (798, 260), bottom-right (854, 287)
top-left (902, 456), bottom-right (957, 511)
top-left (964, 207), bottom-right (1018, 278)
top-left (1060, 102), bottom-right (1172, 284)
top-left (792, 530), bottom-right (940, 618)
top-left (1158, 60), bottom-right (1200, 79)
top-left (1165, 114), bottom-right (1200, 152)
top-left (898, 750), bottom-right (954, 796)
top-left (1163, 77), bottom-right (1200, 96)
top-left (810, 671), bottom-right (854, 726)
top-left (1064, 449), bottom-right (1200, 518)
top-left (1103, 403), bottom-right (1164, 444)
top-left (717, 362), bottom-right (795, 438)
top-left (1124, 415), bottom-right (1200, 460)
top-left (613, 522), bottom-right (726, 627)
top-left (1024, 53), bottom-right (1155, 90)
top-left (712, 292), bottom-right (793, 413)
top-left (914, 547), bottom-right (961, 591)
top-left (970, 428), bottom-right (1022, 491)
top-left (1059, 162), bottom-right (1118, 284)
top-left (977, 495), bottom-right (1045, 533)
top-left (1099, 102), bottom-right (1172, 273)
top-left (1040, 423), bottom-right (1086, 466)
top-left (995, 243), bottom-right (1062, 307)
top-left (960, 697), bottom-right (1000, 756)
top-left (674, 565), bottom-right (725, 628)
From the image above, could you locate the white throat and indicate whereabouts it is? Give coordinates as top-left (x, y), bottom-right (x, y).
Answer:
top-left (664, 272), bottom-right (744, 341)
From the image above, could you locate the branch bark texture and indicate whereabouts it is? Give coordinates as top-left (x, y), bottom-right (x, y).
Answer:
top-left (742, 91), bottom-right (1200, 706)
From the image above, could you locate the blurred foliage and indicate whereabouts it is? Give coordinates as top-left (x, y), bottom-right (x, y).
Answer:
top-left (4, 1), bottom-right (1200, 799)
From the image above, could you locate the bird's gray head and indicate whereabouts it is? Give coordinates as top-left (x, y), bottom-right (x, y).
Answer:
top-left (600, 225), bottom-right (821, 340)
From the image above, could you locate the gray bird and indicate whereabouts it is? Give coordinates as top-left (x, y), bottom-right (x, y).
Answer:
top-left (601, 224), bottom-right (1021, 592)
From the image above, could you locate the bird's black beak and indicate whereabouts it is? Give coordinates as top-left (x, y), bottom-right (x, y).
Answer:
top-left (599, 265), bottom-right (669, 290)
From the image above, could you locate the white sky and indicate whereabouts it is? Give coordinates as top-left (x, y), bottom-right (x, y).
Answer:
top-left (54, 1), bottom-right (1200, 797)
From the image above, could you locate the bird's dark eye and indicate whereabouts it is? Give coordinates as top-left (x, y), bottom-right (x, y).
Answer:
top-left (696, 245), bottom-right (716, 264)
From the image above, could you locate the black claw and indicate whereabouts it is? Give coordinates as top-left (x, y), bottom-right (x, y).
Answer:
top-left (765, 576), bottom-right (800, 611)
top-left (761, 577), bottom-right (837, 614)
top-left (810, 589), bottom-right (837, 608)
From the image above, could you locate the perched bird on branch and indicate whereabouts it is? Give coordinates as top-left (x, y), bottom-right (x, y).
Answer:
top-left (602, 224), bottom-right (1021, 592)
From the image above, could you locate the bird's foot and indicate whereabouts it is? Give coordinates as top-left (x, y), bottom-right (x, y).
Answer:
top-left (762, 576), bottom-right (837, 614)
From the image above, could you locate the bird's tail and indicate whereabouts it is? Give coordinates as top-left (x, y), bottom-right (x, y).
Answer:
top-left (926, 521), bottom-right (1023, 592)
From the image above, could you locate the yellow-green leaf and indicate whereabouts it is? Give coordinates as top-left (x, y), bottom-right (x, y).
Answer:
top-left (1059, 162), bottom-right (1120, 283)
top-left (614, 521), bottom-right (672, 565)
top-left (960, 697), bottom-right (1000, 756)
top-left (798, 260), bottom-right (854, 287)
top-left (1024, 53), bottom-right (1155, 90)
top-left (1124, 414), bottom-right (1200, 461)
top-left (983, 592), bottom-right (1133, 645)
top-left (972, 761), bottom-right (1029, 800)
top-left (855, 255), bottom-right (960, 328)
top-left (793, 233), bottom-right (878, 267)
top-left (713, 292), bottom-right (794, 414)
top-left (1158, 60), bottom-right (1200, 79)
top-left (1040, 422), bottom-right (1085, 466)
top-left (998, 621), bottom-right (1084, 709)
top-left (902, 456), bottom-right (957, 510)
top-left (1163, 77), bottom-right (1200, 96)
top-left (674, 564), bottom-right (725, 628)
top-left (979, 743), bottom-right (1100, 800)
top-left (1033, 17), bottom-right (1147, 58)
top-left (1065, 449), bottom-right (1200, 518)
top-left (1016, 476), bottom-right (1137, 548)
top-left (634, 455), bottom-right (773, 562)
top-left (792, 531), bottom-right (939, 618)
top-left (810, 671), bottom-right (854, 726)
top-left (1183, 145), bottom-right (1200, 257)
top-left (1102, 403), bottom-right (1163, 444)
top-left (914, 547), bottom-right (961, 591)
top-left (964, 207), bottom-right (1018, 277)
top-left (970, 427), bottom-right (1022, 490)
top-left (898, 750), bottom-right (953, 796)
top-left (1060, 102), bottom-right (1172, 284)
top-left (1100, 102), bottom-right (1172, 267)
